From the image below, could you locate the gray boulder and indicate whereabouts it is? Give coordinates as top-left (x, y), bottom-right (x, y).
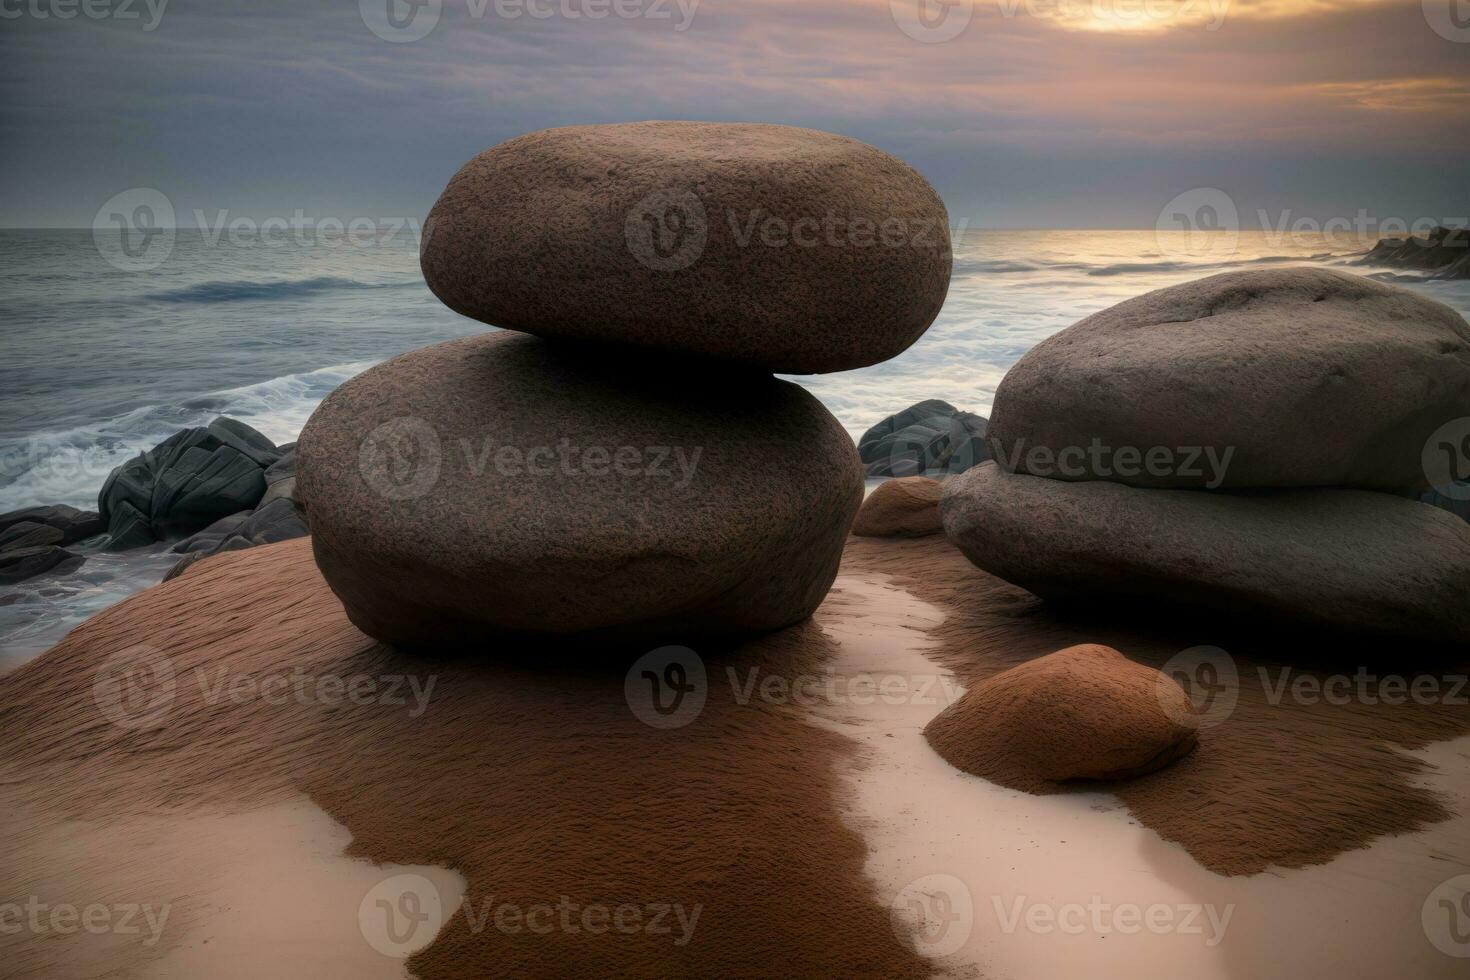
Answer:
top-left (941, 463), bottom-right (1470, 643)
top-left (0, 522), bottom-right (63, 552)
top-left (858, 399), bottom-right (990, 478)
top-left (0, 545), bottom-right (85, 585)
top-left (297, 331), bottom-right (862, 647)
top-left (988, 268), bottom-right (1470, 490)
top-left (0, 504), bottom-right (104, 545)
top-left (421, 122), bottom-right (952, 374)
top-left (165, 497), bottom-right (309, 580)
top-left (98, 417), bottom-right (280, 549)
top-left (261, 444), bottom-right (298, 506)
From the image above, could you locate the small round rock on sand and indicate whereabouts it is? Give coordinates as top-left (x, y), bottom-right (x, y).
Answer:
top-left (924, 643), bottom-right (1198, 793)
top-left (852, 477), bottom-right (943, 537)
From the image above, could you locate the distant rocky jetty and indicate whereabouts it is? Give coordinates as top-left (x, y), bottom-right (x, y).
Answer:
top-left (943, 267), bottom-right (1470, 642)
top-left (1361, 225), bottom-right (1469, 279)
top-left (299, 122), bottom-right (952, 646)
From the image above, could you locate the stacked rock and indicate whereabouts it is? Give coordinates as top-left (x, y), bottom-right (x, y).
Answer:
top-left (297, 122), bottom-right (952, 647)
top-left (943, 267), bottom-right (1470, 643)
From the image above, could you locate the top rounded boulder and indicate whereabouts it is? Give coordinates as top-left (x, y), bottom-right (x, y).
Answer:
top-left (420, 122), bottom-right (952, 374)
top-left (988, 267), bottom-right (1470, 490)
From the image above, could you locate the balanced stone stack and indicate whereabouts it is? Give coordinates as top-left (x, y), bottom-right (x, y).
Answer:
top-left (943, 267), bottom-right (1470, 643)
top-left (297, 122), bottom-right (952, 647)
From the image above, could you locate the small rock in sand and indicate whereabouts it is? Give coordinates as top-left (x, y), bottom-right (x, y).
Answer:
top-left (852, 477), bottom-right (944, 537)
top-left (923, 644), bottom-right (1197, 792)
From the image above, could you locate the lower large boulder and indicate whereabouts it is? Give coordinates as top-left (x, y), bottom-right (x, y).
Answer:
top-left (924, 644), bottom-right (1197, 792)
top-left (297, 332), bottom-right (863, 646)
top-left (941, 462), bottom-right (1470, 643)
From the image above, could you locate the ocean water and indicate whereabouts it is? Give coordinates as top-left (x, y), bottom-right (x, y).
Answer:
top-left (2, 227), bottom-right (1466, 660)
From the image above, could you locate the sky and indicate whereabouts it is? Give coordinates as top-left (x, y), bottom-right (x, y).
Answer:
top-left (0, 0), bottom-right (1467, 229)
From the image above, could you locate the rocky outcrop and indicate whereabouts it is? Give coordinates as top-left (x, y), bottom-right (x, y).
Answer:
top-left (941, 463), bottom-right (1470, 643)
top-left (857, 399), bottom-right (989, 478)
top-left (297, 332), bottom-right (863, 644)
top-left (851, 477), bottom-right (943, 537)
top-left (98, 417), bottom-right (281, 549)
top-left (0, 504), bottom-right (104, 545)
top-left (0, 545), bottom-right (85, 585)
top-left (987, 268), bottom-right (1470, 490)
top-left (924, 644), bottom-right (1197, 791)
top-left (1362, 226), bottom-right (1469, 279)
top-left (164, 496), bottom-right (309, 582)
top-left (420, 122), bottom-right (952, 374)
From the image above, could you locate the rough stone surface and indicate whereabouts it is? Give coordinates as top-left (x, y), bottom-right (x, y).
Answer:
top-left (421, 122), bottom-right (952, 374)
top-left (0, 504), bottom-right (104, 545)
top-left (99, 417), bottom-right (279, 548)
top-left (166, 498), bottom-right (309, 580)
top-left (924, 644), bottom-right (1197, 791)
top-left (0, 545), bottom-right (85, 585)
top-left (297, 332), bottom-right (863, 645)
top-left (857, 399), bottom-right (989, 478)
top-left (988, 267), bottom-right (1470, 489)
top-left (852, 477), bottom-right (944, 537)
top-left (942, 462), bottom-right (1470, 643)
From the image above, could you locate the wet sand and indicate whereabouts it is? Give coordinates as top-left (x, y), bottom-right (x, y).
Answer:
top-left (0, 533), bottom-right (1466, 977)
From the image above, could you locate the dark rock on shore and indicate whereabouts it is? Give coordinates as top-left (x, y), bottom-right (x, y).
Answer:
top-left (0, 522), bottom-right (63, 551)
top-left (165, 497), bottom-right (309, 581)
top-left (988, 268), bottom-right (1470, 490)
top-left (297, 331), bottom-right (863, 646)
top-left (0, 545), bottom-right (85, 585)
top-left (858, 399), bottom-right (989, 478)
top-left (1362, 226), bottom-right (1469, 279)
top-left (941, 462), bottom-right (1470, 643)
top-left (0, 504), bottom-right (104, 545)
top-left (99, 417), bottom-right (281, 549)
top-left (261, 443), bottom-right (298, 506)
top-left (924, 644), bottom-right (1197, 792)
top-left (421, 122), bottom-right (952, 374)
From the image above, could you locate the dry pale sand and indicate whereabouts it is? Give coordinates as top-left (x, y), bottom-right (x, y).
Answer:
top-left (0, 533), bottom-right (1466, 977)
